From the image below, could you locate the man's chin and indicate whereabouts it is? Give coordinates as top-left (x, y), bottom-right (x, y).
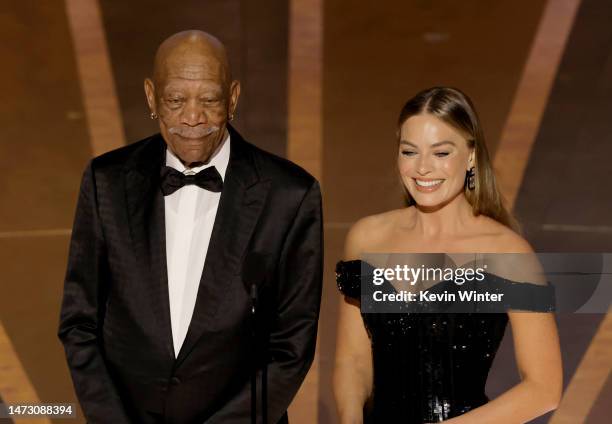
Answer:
top-left (166, 142), bottom-right (206, 164)
top-left (182, 146), bottom-right (210, 158)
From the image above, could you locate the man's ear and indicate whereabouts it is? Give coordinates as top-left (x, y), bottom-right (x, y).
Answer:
top-left (229, 80), bottom-right (241, 116)
top-left (144, 78), bottom-right (156, 113)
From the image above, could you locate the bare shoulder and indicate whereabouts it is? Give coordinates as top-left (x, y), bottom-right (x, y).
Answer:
top-left (344, 209), bottom-right (405, 259)
top-left (475, 216), bottom-right (544, 283)
top-left (475, 215), bottom-right (533, 253)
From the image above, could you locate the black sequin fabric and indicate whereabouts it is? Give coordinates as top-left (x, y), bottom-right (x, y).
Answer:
top-left (336, 260), bottom-right (520, 423)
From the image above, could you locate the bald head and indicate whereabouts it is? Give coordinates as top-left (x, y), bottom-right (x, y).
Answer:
top-left (152, 30), bottom-right (231, 87)
top-left (144, 30), bottom-right (241, 166)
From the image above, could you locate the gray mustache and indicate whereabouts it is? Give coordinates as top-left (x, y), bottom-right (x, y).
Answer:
top-left (168, 125), bottom-right (220, 138)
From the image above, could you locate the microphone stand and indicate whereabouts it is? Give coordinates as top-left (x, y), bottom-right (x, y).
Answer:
top-left (249, 283), bottom-right (269, 424)
top-left (250, 284), bottom-right (257, 424)
top-left (244, 253), bottom-right (268, 424)
top-left (262, 338), bottom-right (268, 424)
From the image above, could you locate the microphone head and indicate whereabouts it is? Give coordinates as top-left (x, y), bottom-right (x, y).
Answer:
top-left (242, 252), bottom-right (267, 292)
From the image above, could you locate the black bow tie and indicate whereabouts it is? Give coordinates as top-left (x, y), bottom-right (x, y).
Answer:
top-left (160, 166), bottom-right (224, 196)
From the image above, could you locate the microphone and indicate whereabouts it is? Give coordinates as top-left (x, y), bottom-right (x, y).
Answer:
top-left (242, 253), bottom-right (266, 313)
top-left (242, 252), bottom-right (268, 424)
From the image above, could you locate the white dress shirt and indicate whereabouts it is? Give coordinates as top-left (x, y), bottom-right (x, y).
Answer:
top-left (164, 133), bottom-right (230, 356)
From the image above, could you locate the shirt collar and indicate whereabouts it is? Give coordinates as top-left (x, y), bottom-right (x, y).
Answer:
top-left (165, 131), bottom-right (231, 181)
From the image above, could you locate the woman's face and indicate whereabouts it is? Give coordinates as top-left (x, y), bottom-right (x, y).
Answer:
top-left (398, 113), bottom-right (474, 208)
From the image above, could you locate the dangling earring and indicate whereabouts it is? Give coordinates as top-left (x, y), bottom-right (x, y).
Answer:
top-left (228, 112), bottom-right (234, 121)
top-left (466, 167), bottom-right (476, 191)
top-left (150, 112), bottom-right (158, 120)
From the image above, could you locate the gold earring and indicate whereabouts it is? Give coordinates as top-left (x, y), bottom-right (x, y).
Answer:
top-left (229, 113), bottom-right (234, 121)
top-left (150, 112), bottom-right (158, 120)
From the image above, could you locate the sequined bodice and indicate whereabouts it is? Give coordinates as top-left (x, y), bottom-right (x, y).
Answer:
top-left (336, 260), bottom-right (510, 423)
top-left (360, 312), bottom-right (505, 423)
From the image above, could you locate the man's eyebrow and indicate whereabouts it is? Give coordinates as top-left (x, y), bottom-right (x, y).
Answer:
top-left (399, 140), bottom-right (456, 147)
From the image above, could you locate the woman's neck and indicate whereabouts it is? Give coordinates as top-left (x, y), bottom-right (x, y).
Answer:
top-left (410, 193), bottom-right (475, 238)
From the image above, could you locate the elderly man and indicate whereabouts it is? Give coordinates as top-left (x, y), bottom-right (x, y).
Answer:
top-left (58, 30), bottom-right (323, 424)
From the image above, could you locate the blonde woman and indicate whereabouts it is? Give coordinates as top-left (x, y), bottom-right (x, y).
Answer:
top-left (333, 87), bottom-right (562, 423)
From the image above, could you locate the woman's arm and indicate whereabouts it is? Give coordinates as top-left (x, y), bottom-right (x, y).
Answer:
top-left (443, 312), bottom-right (562, 423)
top-left (334, 220), bottom-right (375, 424)
top-left (439, 229), bottom-right (563, 423)
top-left (334, 297), bottom-right (373, 424)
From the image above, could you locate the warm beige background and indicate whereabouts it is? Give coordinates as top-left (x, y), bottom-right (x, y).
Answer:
top-left (1, 1), bottom-right (610, 423)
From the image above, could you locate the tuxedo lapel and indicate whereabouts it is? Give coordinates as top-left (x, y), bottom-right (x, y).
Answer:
top-left (124, 135), bottom-right (175, 361)
top-left (176, 127), bottom-right (270, 365)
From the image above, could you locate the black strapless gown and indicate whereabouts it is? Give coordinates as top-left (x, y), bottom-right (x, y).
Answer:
top-left (335, 260), bottom-right (554, 423)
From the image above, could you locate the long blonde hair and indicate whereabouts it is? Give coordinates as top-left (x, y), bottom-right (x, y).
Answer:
top-left (397, 87), bottom-right (517, 230)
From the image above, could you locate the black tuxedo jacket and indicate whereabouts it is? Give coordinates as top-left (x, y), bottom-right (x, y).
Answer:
top-left (58, 127), bottom-right (323, 424)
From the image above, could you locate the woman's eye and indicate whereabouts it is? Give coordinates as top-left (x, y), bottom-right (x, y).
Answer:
top-left (434, 152), bottom-right (450, 157)
top-left (401, 151), bottom-right (417, 156)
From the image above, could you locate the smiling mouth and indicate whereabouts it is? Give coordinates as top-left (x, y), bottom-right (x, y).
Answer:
top-left (415, 178), bottom-right (443, 187)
